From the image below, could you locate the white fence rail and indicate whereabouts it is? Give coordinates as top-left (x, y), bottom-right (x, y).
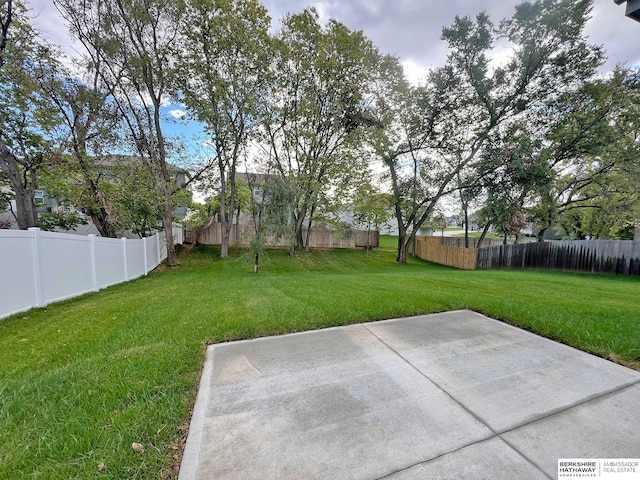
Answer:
top-left (0, 226), bottom-right (183, 320)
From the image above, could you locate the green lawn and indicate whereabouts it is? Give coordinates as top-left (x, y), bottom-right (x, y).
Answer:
top-left (1, 244), bottom-right (639, 479)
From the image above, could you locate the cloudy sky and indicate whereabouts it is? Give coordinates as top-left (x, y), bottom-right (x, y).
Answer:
top-left (29, 0), bottom-right (640, 83)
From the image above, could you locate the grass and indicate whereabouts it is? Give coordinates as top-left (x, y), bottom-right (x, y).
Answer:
top-left (1, 241), bottom-right (639, 478)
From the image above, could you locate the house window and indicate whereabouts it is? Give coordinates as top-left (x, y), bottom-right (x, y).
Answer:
top-left (252, 187), bottom-right (263, 198)
top-left (34, 190), bottom-right (45, 206)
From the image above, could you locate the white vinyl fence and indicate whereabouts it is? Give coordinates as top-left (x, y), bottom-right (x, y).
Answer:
top-left (0, 226), bottom-right (183, 320)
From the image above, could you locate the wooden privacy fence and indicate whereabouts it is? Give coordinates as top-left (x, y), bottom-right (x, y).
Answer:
top-left (476, 240), bottom-right (640, 276)
top-left (185, 223), bottom-right (379, 249)
top-left (415, 236), bottom-right (640, 275)
top-left (429, 236), bottom-right (506, 248)
top-left (414, 236), bottom-right (478, 270)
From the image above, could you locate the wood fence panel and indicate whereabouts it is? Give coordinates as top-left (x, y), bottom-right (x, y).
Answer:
top-left (476, 240), bottom-right (640, 276)
top-left (185, 223), bottom-right (379, 249)
top-left (431, 236), bottom-right (505, 248)
top-left (414, 236), bottom-right (477, 270)
top-left (355, 230), bottom-right (379, 248)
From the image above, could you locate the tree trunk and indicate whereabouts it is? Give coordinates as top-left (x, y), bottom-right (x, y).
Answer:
top-left (161, 183), bottom-right (177, 266)
top-left (296, 225), bottom-right (305, 252)
top-left (476, 223), bottom-right (491, 249)
top-left (304, 209), bottom-right (314, 252)
top-left (634, 226), bottom-right (639, 241)
top-left (0, 141), bottom-right (38, 229)
top-left (80, 173), bottom-right (117, 238)
top-left (73, 145), bottom-right (118, 238)
top-left (366, 224), bottom-right (371, 256)
top-left (292, 207), bottom-right (307, 252)
top-left (223, 166), bottom-right (238, 255)
top-left (397, 238), bottom-right (407, 263)
top-left (13, 187), bottom-right (38, 230)
top-left (219, 161), bottom-right (229, 258)
top-left (220, 226), bottom-right (229, 256)
top-left (254, 252), bottom-right (259, 273)
top-left (410, 231), bottom-right (417, 257)
top-left (396, 229), bottom-right (410, 263)
top-left (88, 209), bottom-right (115, 238)
top-left (537, 226), bottom-right (547, 243)
top-left (394, 208), bottom-right (412, 263)
top-left (464, 207), bottom-right (469, 249)
top-left (193, 215), bottom-right (215, 245)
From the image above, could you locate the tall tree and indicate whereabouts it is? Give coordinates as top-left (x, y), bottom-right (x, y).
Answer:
top-left (368, 53), bottom-right (461, 262)
top-left (35, 55), bottom-right (124, 238)
top-left (56, 0), bottom-right (185, 265)
top-left (472, 122), bottom-right (553, 246)
top-left (246, 172), bottom-right (298, 270)
top-left (261, 8), bottom-right (378, 251)
top-left (178, 0), bottom-right (271, 257)
top-left (375, 0), bottom-right (603, 263)
top-left (528, 68), bottom-right (640, 240)
top-left (350, 173), bottom-right (392, 252)
top-left (0, 0), bottom-right (54, 229)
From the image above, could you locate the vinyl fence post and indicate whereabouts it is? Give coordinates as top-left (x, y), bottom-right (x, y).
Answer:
top-left (122, 237), bottom-right (129, 281)
top-left (143, 235), bottom-right (148, 275)
top-left (28, 227), bottom-right (44, 307)
top-left (156, 232), bottom-right (161, 264)
top-left (89, 234), bottom-right (98, 291)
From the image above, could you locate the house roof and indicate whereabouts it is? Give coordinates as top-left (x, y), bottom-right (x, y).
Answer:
top-left (614, 0), bottom-right (640, 22)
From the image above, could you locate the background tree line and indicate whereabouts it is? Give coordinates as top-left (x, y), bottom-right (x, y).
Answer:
top-left (1, 0), bottom-right (638, 266)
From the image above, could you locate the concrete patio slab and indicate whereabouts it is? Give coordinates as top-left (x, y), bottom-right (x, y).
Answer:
top-left (383, 437), bottom-right (548, 480)
top-left (179, 310), bottom-right (640, 480)
top-left (502, 383), bottom-right (640, 478)
top-left (365, 311), bottom-right (640, 432)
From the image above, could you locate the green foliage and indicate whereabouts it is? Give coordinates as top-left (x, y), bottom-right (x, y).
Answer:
top-left (0, 2), bottom-right (58, 228)
top-left (610, 220), bottom-right (637, 240)
top-left (263, 8), bottom-right (380, 250)
top-left (250, 174), bottom-right (298, 256)
top-left (40, 156), bottom-right (175, 238)
top-left (526, 68), bottom-right (640, 239)
top-left (37, 212), bottom-right (88, 231)
top-left (185, 197), bottom-right (217, 228)
top-left (246, 230), bottom-right (266, 273)
top-left (0, 172), bottom-right (11, 211)
top-left (351, 175), bottom-right (393, 234)
top-left (178, 0), bottom-right (271, 255)
top-left (435, 0), bottom-right (619, 244)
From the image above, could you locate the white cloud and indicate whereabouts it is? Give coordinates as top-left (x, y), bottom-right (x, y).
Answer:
top-left (169, 109), bottom-right (186, 119)
top-left (401, 59), bottom-right (427, 86)
top-left (30, 0), bottom-right (640, 86)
